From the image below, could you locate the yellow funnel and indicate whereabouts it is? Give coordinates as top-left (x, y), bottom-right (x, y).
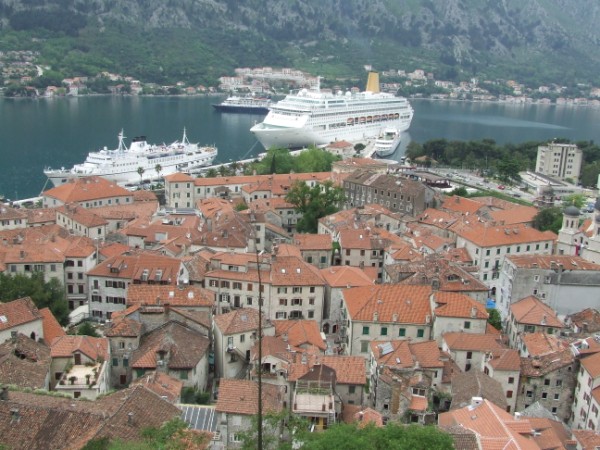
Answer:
top-left (365, 71), bottom-right (380, 93)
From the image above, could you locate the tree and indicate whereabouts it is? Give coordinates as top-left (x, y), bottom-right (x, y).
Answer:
top-left (562, 193), bottom-right (586, 209)
top-left (532, 207), bottom-right (563, 234)
top-left (137, 166), bottom-right (145, 186)
top-left (155, 163), bottom-right (162, 180)
top-left (204, 168), bottom-right (218, 178)
top-left (448, 187), bottom-right (468, 197)
top-left (301, 423), bottom-right (454, 450)
top-left (285, 180), bottom-right (345, 233)
top-left (71, 321), bottom-right (99, 337)
top-left (238, 411), bottom-right (309, 450)
top-left (487, 308), bottom-right (502, 331)
top-left (0, 272), bottom-right (69, 325)
top-left (496, 156), bottom-right (521, 183)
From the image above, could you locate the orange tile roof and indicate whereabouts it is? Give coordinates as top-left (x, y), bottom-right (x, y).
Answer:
top-left (433, 292), bottom-right (488, 319)
top-left (104, 316), bottom-right (143, 338)
top-left (164, 173), bottom-right (195, 182)
top-left (441, 196), bottom-right (483, 215)
top-left (510, 296), bottom-right (564, 328)
top-left (56, 204), bottom-right (108, 228)
top-left (527, 417), bottom-right (572, 450)
top-left (409, 395), bottom-right (428, 411)
top-left (521, 333), bottom-right (568, 357)
top-left (339, 228), bottom-right (381, 250)
top-left (456, 223), bottom-right (556, 247)
top-left (216, 379), bottom-right (283, 416)
top-left (486, 323), bottom-right (501, 335)
top-left (126, 284), bottom-right (214, 308)
top-left (50, 335), bottom-right (109, 361)
top-left (273, 320), bottom-right (326, 351)
top-left (581, 351), bottom-right (600, 378)
top-left (489, 205), bottom-right (538, 225)
top-left (319, 266), bottom-right (376, 287)
top-left (0, 297), bottom-right (42, 332)
top-left (293, 233), bottom-right (333, 251)
top-left (276, 243), bottom-right (302, 258)
top-left (43, 176), bottom-right (132, 203)
top-left (320, 356), bottom-right (365, 385)
top-left (507, 255), bottom-right (600, 271)
top-left (573, 429), bottom-right (600, 449)
top-left (343, 284), bottom-right (432, 324)
top-left (270, 255), bottom-right (325, 286)
top-left (87, 252), bottom-right (182, 283)
top-left (439, 399), bottom-right (538, 450)
top-left (409, 340), bottom-right (446, 368)
top-left (443, 332), bottom-right (505, 352)
top-left (130, 371), bottom-right (183, 403)
top-left (488, 349), bottom-right (521, 371)
top-left (192, 172), bottom-right (331, 188)
top-left (214, 308), bottom-right (269, 335)
top-left (370, 340), bottom-right (415, 369)
top-left (39, 307), bottom-right (66, 345)
top-left (354, 407), bottom-right (384, 427)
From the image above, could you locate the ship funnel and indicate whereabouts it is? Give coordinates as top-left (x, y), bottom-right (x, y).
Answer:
top-left (365, 72), bottom-right (380, 93)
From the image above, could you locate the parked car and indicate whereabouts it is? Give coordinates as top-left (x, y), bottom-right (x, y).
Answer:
top-left (497, 185), bottom-right (506, 190)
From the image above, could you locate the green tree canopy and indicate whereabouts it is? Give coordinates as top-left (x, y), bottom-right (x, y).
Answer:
top-left (532, 207), bottom-right (563, 234)
top-left (562, 193), bottom-right (586, 209)
top-left (487, 308), bottom-right (502, 331)
top-left (301, 423), bottom-right (454, 450)
top-left (0, 272), bottom-right (69, 325)
top-left (285, 180), bottom-right (345, 233)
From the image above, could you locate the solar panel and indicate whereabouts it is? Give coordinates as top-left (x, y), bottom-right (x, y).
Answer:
top-left (180, 405), bottom-right (218, 433)
top-left (379, 342), bottom-right (394, 356)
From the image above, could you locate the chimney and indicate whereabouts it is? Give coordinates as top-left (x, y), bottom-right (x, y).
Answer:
top-left (282, 333), bottom-right (288, 342)
top-left (392, 313), bottom-right (398, 322)
top-left (10, 408), bottom-right (20, 423)
top-left (373, 311), bottom-right (378, 322)
top-left (470, 307), bottom-right (477, 318)
top-left (0, 386), bottom-right (8, 401)
top-left (127, 412), bottom-right (134, 425)
top-left (541, 315), bottom-right (547, 325)
top-left (514, 412), bottom-right (522, 421)
top-left (10, 331), bottom-right (17, 343)
top-left (470, 397), bottom-right (483, 409)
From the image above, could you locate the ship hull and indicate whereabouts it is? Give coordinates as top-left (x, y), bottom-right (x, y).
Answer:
top-left (212, 104), bottom-right (270, 114)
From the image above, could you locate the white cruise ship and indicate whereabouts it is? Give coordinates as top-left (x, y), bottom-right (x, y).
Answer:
top-left (250, 72), bottom-right (413, 149)
top-left (44, 129), bottom-right (217, 187)
top-left (374, 128), bottom-right (402, 157)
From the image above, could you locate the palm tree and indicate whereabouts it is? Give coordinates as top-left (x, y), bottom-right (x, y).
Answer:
top-left (137, 166), bottom-right (145, 188)
top-left (155, 163), bottom-right (162, 181)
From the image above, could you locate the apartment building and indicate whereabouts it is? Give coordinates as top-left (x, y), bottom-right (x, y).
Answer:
top-left (535, 142), bottom-right (583, 183)
top-left (506, 296), bottom-right (565, 348)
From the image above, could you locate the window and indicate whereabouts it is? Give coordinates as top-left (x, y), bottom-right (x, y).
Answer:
top-left (556, 379), bottom-right (562, 387)
top-left (544, 379), bottom-right (550, 386)
top-left (464, 321), bottom-right (471, 330)
top-left (112, 358), bottom-right (118, 367)
top-left (362, 326), bottom-right (370, 335)
top-left (279, 299), bottom-right (287, 306)
top-left (508, 377), bottom-right (514, 384)
top-left (247, 283), bottom-right (253, 291)
top-left (466, 351), bottom-right (473, 359)
top-left (240, 334), bottom-right (245, 343)
top-left (507, 390), bottom-right (513, 398)
top-left (526, 390), bottom-right (533, 398)
top-left (310, 286), bottom-right (315, 293)
top-left (417, 329), bottom-right (424, 338)
top-left (180, 371), bottom-right (188, 380)
top-left (291, 298), bottom-right (302, 306)
top-left (275, 312), bottom-right (287, 319)
top-left (381, 326), bottom-right (388, 336)
top-left (349, 386), bottom-right (356, 394)
top-left (399, 328), bottom-right (406, 337)
top-left (541, 392), bottom-right (548, 399)
top-left (119, 341), bottom-right (125, 349)
top-left (360, 341), bottom-right (369, 353)
top-left (123, 358), bottom-right (128, 368)
top-left (308, 311), bottom-right (314, 319)
top-left (554, 393), bottom-right (560, 400)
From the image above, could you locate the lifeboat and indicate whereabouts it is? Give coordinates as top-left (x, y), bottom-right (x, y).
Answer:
top-left (367, 116), bottom-right (373, 123)
top-left (374, 115), bottom-right (380, 122)
top-left (359, 117), bottom-right (366, 124)
top-left (347, 118), bottom-right (354, 125)
top-left (394, 113), bottom-right (400, 119)
top-left (381, 114), bottom-right (388, 121)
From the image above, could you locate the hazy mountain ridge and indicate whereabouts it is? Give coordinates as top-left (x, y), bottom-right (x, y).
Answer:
top-left (1, 0), bottom-right (599, 84)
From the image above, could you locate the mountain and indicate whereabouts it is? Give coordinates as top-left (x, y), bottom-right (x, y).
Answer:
top-left (1, 0), bottom-right (599, 86)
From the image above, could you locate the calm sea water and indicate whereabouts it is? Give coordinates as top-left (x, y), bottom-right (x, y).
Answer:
top-left (1, 96), bottom-right (600, 199)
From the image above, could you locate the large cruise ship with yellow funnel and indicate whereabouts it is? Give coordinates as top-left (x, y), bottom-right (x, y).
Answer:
top-left (250, 72), bottom-right (413, 150)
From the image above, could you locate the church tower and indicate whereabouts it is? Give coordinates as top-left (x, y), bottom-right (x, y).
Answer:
top-left (556, 205), bottom-right (581, 256)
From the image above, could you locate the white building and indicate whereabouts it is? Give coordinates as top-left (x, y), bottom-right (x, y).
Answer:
top-left (535, 142), bottom-right (583, 183)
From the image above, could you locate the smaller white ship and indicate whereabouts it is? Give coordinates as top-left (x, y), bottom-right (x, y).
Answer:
top-left (374, 128), bottom-right (401, 157)
top-left (44, 129), bottom-right (217, 187)
top-left (212, 94), bottom-right (271, 114)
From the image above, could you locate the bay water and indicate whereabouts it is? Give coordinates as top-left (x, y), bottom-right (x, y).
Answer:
top-left (1, 96), bottom-right (599, 200)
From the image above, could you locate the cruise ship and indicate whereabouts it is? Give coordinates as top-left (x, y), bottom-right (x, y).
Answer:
top-left (44, 129), bottom-right (217, 187)
top-left (212, 94), bottom-right (271, 114)
top-left (250, 72), bottom-right (413, 149)
top-left (374, 128), bottom-right (402, 157)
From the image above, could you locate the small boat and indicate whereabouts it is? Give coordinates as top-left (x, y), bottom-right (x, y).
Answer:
top-left (374, 128), bottom-right (401, 157)
top-left (212, 94), bottom-right (271, 114)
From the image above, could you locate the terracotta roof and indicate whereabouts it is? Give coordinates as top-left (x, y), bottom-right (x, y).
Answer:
top-left (439, 424), bottom-right (479, 450)
top-left (39, 307), bottom-right (66, 345)
top-left (0, 385), bottom-right (181, 448)
top-left (270, 255), bottom-right (325, 286)
top-left (320, 355), bottom-right (365, 385)
top-left (568, 308), bottom-right (600, 333)
top-left (343, 284), bottom-right (432, 324)
top-left (214, 308), bottom-right (269, 335)
top-left (273, 320), bottom-right (326, 351)
top-left (319, 266), bottom-right (376, 287)
top-left (0, 334), bottom-right (51, 389)
top-left (56, 204), bottom-right (108, 228)
top-left (87, 252), bottom-right (182, 283)
top-left (488, 348), bottom-right (521, 372)
top-left (521, 333), bottom-right (568, 357)
top-left (439, 399), bottom-right (538, 450)
top-left (409, 395), bottom-right (428, 411)
top-left (510, 296), bottom-right (564, 328)
top-left (50, 335), bottom-right (109, 361)
top-left (573, 429), bottom-right (600, 450)
top-left (126, 284), bottom-right (214, 308)
top-left (216, 379), bottom-right (283, 416)
top-left (528, 417), bottom-right (572, 450)
top-left (443, 332), bottom-right (505, 352)
top-left (131, 321), bottom-right (209, 369)
top-left (433, 292), bottom-right (488, 319)
top-left (486, 322), bottom-right (501, 335)
top-left (581, 351), bottom-right (600, 379)
top-left (506, 255), bottom-right (600, 271)
top-left (489, 205), bottom-right (539, 225)
top-left (276, 243), bottom-right (302, 258)
top-left (294, 233), bottom-right (333, 251)
top-left (370, 340), bottom-right (415, 370)
top-left (43, 176), bottom-right (132, 203)
top-left (441, 196), bottom-right (483, 215)
top-left (130, 371), bottom-right (183, 403)
top-left (520, 349), bottom-right (575, 378)
top-left (104, 316), bottom-right (143, 338)
top-left (164, 172), bottom-right (195, 182)
top-left (0, 297), bottom-right (42, 332)
top-left (456, 222), bottom-right (556, 247)
top-left (410, 340), bottom-right (446, 368)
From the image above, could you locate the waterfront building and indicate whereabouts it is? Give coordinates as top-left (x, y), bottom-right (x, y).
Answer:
top-left (535, 142), bottom-right (583, 183)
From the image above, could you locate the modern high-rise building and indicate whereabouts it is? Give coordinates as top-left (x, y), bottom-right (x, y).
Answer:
top-left (535, 142), bottom-right (582, 183)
